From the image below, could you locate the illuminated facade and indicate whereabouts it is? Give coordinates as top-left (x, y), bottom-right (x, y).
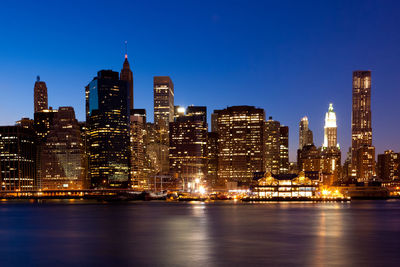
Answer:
top-left (279, 126), bottom-right (289, 174)
top-left (86, 70), bottom-right (130, 188)
top-left (145, 122), bottom-right (169, 176)
top-left (352, 71), bottom-right (375, 180)
top-left (323, 103), bottom-right (338, 148)
top-left (0, 126), bottom-right (36, 191)
top-left (34, 76), bottom-right (48, 113)
top-left (40, 107), bottom-right (85, 190)
top-left (213, 106), bottom-right (265, 185)
top-left (253, 171), bottom-right (318, 198)
top-left (298, 144), bottom-right (321, 173)
top-left (120, 53), bottom-right (134, 110)
top-left (154, 76), bottom-right (174, 145)
top-left (377, 150), bottom-right (400, 181)
top-left (130, 109), bottom-right (148, 190)
top-left (321, 103), bottom-right (341, 185)
top-left (169, 106), bottom-right (208, 184)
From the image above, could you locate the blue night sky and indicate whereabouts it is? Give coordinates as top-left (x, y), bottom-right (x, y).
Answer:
top-left (0, 0), bottom-right (399, 161)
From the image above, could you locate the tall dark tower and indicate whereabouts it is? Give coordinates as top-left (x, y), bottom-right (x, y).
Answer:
top-left (120, 41), bottom-right (134, 110)
top-left (352, 70), bottom-right (375, 180)
top-left (34, 76), bottom-right (48, 113)
top-left (86, 70), bottom-right (130, 188)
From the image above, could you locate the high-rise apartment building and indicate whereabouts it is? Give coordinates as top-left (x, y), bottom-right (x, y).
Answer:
top-left (34, 76), bottom-right (48, 113)
top-left (120, 53), bottom-right (134, 110)
top-left (352, 71), bottom-right (375, 180)
top-left (169, 106), bottom-right (208, 184)
top-left (86, 70), bottom-right (130, 188)
top-left (40, 107), bottom-right (85, 190)
top-left (0, 125), bottom-right (36, 191)
top-left (213, 106), bottom-right (265, 185)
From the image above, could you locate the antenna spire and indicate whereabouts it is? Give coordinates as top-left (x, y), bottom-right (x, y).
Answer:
top-left (124, 40), bottom-right (128, 59)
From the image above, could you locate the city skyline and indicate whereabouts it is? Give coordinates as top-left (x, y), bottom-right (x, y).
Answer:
top-left (1, 1), bottom-right (400, 162)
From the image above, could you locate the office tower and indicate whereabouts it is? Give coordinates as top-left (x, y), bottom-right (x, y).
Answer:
top-left (352, 71), bottom-right (375, 180)
top-left (34, 76), bottom-right (48, 113)
top-left (120, 52), bottom-right (134, 110)
top-left (299, 116), bottom-right (313, 149)
top-left (130, 109), bottom-right (148, 190)
top-left (86, 70), bottom-right (130, 188)
top-left (0, 125), bottom-right (36, 191)
top-left (154, 76), bottom-right (174, 129)
top-left (78, 121), bottom-right (89, 189)
top-left (169, 106), bottom-right (208, 187)
top-left (207, 132), bottom-right (219, 188)
top-left (321, 103), bottom-right (341, 185)
top-left (323, 103), bottom-right (338, 148)
top-left (16, 118), bottom-right (34, 129)
top-left (34, 107), bottom-right (58, 188)
top-left (145, 122), bottom-right (169, 176)
top-left (213, 106), bottom-right (265, 185)
top-left (265, 117), bottom-right (281, 174)
top-left (377, 150), bottom-right (400, 181)
top-left (40, 107), bottom-right (85, 190)
top-left (279, 125), bottom-right (289, 174)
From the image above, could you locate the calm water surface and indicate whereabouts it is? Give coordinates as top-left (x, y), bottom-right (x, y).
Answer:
top-left (0, 200), bottom-right (400, 266)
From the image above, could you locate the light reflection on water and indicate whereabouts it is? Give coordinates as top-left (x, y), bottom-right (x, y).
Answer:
top-left (0, 200), bottom-right (399, 266)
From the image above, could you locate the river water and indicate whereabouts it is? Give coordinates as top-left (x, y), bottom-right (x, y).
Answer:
top-left (0, 200), bottom-right (399, 266)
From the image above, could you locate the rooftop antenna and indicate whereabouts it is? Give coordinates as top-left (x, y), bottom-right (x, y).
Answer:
top-left (124, 40), bottom-right (128, 59)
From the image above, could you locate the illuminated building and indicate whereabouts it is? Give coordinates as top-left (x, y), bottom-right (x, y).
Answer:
top-left (352, 70), bottom-right (375, 180)
top-left (40, 107), bottom-right (85, 190)
top-left (298, 144), bottom-right (321, 173)
top-left (0, 125), bottom-right (36, 191)
top-left (16, 118), bottom-right (34, 129)
top-left (323, 103), bottom-right (338, 148)
top-left (253, 171), bottom-right (318, 198)
top-left (207, 132), bottom-right (218, 187)
top-left (279, 125), bottom-right (289, 174)
top-left (321, 103), bottom-right (341, 185)
top-left (213, 106), bottom-right (265, 185)
top-left (377, 150), bottom-right (399, 181)
top-left (34, 76), bottom-right (48, 113)
top-left (299, 116), bottom-right (313, 149)
top-left (120, 49), bottom-right (134, 110)
top-left (154, 76), bottom-right (174, 145)
top-left (86, 70), bottom-right (130, 188)
top-left (130, 109), bottom-right (148, 190)
top-left (34, 107), bottom-right (58, 188)
top-left (169, 106), bottom-right (208, 187)
top-left (265, 117), bottom-right (280, 174)
top-left (145, 122), bottom-right (169, 176)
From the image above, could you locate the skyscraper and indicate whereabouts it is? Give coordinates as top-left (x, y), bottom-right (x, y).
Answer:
top-left (34, 76), bottom-right (48, 113)
top-left (86, 70), bottom-right (130, 188)
top-left (169, 106), bottom-right (208, 186)
top-left (130, 109), bottom-right (148, 190)
top-left (154, 76), bottom-right (174, 128)
top-left (299, 116), bottom-right (313, 149)
top-left (352, 70), bottom-right (375, 180)
top-left (120, 51), bottom-right (134, 110)
top-left (321, 103), bottom-right (341, 185)
top-left (279, 125), bottom-right (289, 174)
top-left (40, 107), bottom-right (85, 190)
top-left (265, 117), bottom-right (281, 175)
top-left (377, 150), bottom-right (400, 181)
top-left (213, 106), bottom-right (265, 185)
top-left (0, 125), bottom-right (36, 191)
top-left (323, 103), bottom-right (337, 148)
